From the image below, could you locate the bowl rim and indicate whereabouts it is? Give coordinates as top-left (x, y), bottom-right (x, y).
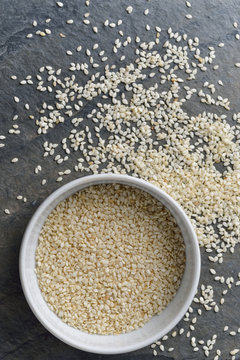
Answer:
top-left (19, 174), bottom-right (201, 354)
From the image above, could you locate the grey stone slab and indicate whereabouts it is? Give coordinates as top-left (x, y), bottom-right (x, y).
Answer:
top-left (0, 0), bottom-right (240, 359)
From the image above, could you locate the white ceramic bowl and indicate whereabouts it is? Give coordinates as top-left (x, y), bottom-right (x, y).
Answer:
top-left (19, 174), bottom-right (201, 354)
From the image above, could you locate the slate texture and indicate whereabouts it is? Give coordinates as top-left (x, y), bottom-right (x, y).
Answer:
top-left (0, 0), bottom-right (240, 359)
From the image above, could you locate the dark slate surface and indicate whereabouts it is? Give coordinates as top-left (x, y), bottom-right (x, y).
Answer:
top-left (0, 0), bottom-right (240, 359)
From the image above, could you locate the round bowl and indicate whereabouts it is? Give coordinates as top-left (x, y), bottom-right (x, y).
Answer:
top-left (19, 174), bottom-right (201, 354)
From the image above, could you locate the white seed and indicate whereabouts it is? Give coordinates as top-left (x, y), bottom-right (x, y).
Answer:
top-left (4, 209), bottom-right (10, 215)
top-left (11, 157), bottom-right (18, 163)
top-left (14, 96), bottom-right (19, 103)
top-left (185, 14), bottom-right (192, 19)
top-left (66, 19), bottom-right (74, 24)
top-left (56, 1), bottom-right (63, 7)
top-left (126, 6), bottom-right (133, 14)
top-left (230, 349), bottom-right (239, 356)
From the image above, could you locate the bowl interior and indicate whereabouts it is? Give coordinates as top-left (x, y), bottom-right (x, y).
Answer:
top-left (19, 174), bottom-right (200, 354)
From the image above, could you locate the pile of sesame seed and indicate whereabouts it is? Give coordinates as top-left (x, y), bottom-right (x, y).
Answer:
top-left (2, 0), bottom-right (240, 357)
top-left (36, 184), bottom-right (185, 334)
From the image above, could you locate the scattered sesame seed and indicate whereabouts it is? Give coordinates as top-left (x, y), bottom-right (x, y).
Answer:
top-left (126, 6), bottom-right (133, 14)
top-left (56, 1), bottom-right (63, 7)
top-left (4, 209), bottom-right (10, 215)
top-left (186, 1), bottom-right (191, 7)
top-left (230, 349), bottom-right (240, 356)
top-left (235, 63), bottom-right (240, 67)
top-left (14, 96), bottom-right (19, 103)
top-left (218, 42), bottom-right (224, 47)
top-left (66, 19), bottom-right (74, 24)
top-left (185, 14), bottom-right (192, 19)
top-left (32, 20), bottom-right (37, 27)
top-left (26, 33), bottom-right (33, 38)
top-left (233, 22), bottom-right (238, 28)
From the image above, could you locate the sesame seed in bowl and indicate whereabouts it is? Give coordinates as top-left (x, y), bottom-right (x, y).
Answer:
top-left (19, 174), bottom-right (200, 354)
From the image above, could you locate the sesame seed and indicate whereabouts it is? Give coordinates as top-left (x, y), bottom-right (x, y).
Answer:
top-left (14, 96), bottom-right (19, 103)
top-left (185, 14), bottom-right (192, 19)
top-left (66, 19), bottom-right (74, 24)
top-left (36, 184), bottom-right (185, 334)
top-left (4, 209), bottom-right (10, 215)
top-left (26, 33), bottom-right (33, 38)
top-left (56, 1), bottom-right (63, 7)
top-left (126, 6), bottom-right (133, 14)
